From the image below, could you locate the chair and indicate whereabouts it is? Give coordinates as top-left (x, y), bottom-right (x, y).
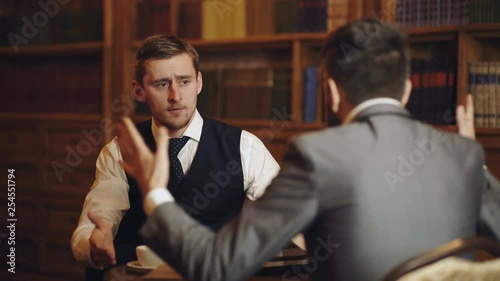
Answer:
top-left (382, 236), bottom-right (500, 281)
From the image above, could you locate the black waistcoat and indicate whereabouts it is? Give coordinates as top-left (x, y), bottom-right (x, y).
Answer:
top-left (113, 118), bottom-right (245, 264)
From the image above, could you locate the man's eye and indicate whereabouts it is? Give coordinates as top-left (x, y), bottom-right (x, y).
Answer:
top-left (181, 80), bottom-right (189, 85)
top-left (158, 82), bottom-right (168, 88)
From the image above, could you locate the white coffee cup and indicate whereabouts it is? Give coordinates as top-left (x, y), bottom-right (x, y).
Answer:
top-left (136, 245), bottom-right (165, 268)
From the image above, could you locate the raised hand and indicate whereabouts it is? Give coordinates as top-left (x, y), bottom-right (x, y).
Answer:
top-left (456, 94), bottom-right (475, 140)
top-left (116, 117), bottom-right (170, 198)
top-left (88, 210), bottom-right (116, 267)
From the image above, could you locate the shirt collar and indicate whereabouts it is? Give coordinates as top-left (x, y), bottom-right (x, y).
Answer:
top-left (343, 98), bottom-right (403, 125)
top-left (151, 110), bottom-right (203, 142)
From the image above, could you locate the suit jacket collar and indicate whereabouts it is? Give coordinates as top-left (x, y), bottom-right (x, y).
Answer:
top-left (344, 98), bottom-right (405, 124)
top-left (350, 102), bottom-right (411, 124)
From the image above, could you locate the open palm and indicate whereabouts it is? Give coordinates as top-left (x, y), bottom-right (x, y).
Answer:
top-left (116, 117), bottom-right (170, 198)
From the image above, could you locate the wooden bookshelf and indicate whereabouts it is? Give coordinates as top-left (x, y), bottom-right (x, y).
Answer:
top-left (0, 1), bottom-right (113, 280)
top-left (2, 1), bottom-right (500, 280)
top-left (0, 112), bottom-right (103, 121)
top-left (0, 41), bottom-right (104, 56)
top-left (476, 128), bottom-right (500, 135)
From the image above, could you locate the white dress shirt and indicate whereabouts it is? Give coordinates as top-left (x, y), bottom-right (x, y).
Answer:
top-left (71, 110), bottom-right (280, 264)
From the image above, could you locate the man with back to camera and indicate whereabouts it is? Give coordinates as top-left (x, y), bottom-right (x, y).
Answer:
top-left (70, 35), bottom-right (281, 274)
top-left (116, 19), bottom-right (495, 281)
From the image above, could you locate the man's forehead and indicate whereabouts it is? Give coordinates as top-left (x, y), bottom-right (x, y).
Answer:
top-left (145, 58), bottom-right (195, 77)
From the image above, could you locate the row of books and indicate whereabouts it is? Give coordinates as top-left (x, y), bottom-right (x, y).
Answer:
top-left (0, 56), bottom-right (102, 113)
top-left (137, 0), bottom-right (349, 40)
top-left (406, 57), bottom-right (457, 125)
top-left (396, 0), bottom-right (469, 28)
top-left (138, 0), bottom-right (202, 39)
top-left (469, 0), bottom-right (500, 24)
top-left (469, 61), bottom-right (500, 128)
top-left (136, 68), bottom-right (292, 121)
top-left (396, 0), bottom-right (500, 28)
top-left (0, 0), bottom-right (102, 46)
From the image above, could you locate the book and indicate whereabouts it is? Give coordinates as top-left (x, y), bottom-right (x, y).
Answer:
top-left (150, 0), bottom-right (171, 36)
top-left (275, 0), bottom-right (298, 33)
top-left (487, 62), bottom-right (497, 127)
top-left (303, 67), bottom-right (318, 123)
top-left (225, 68), bottom-right (273, 120)
top-left (246, 0), bottom-right (275, 36)
top-left (202, 0), bottom-right (246, 39)
top-left (270, 68), bottom-right (292, 120)
top-left (178, 0), bottom-right (201, 39)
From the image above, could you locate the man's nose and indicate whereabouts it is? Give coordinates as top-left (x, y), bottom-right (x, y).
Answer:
top-left (167, 84), bottom-right (181, 101)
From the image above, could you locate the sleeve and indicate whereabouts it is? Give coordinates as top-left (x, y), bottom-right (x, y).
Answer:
top-left (478, 166), bottom-right (500, 240)
top-left (239, 130), bottom-right (280, 200)
top-left (140, 140), bottom-right (319, 281)
top-left (70, 138), bottom-right (130, 265)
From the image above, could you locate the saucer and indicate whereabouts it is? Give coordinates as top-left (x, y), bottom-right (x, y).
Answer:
top-left (126, 260), bottom-right (156, 274)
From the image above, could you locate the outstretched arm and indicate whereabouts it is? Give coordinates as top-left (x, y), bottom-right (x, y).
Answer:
top-left (456, 95), bottom-right (500, 240)
top-left (116, 118), bottom-right (318, 281)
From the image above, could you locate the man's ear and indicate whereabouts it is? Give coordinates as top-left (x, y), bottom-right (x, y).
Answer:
top-left (401, 79), bottom-right (412, 106)
top-left (327, 78), bottom-right (341, 113)
top-left (196, 71), bottom-right (203, 95)
top-left (132, 80), bottom-right (146, 102)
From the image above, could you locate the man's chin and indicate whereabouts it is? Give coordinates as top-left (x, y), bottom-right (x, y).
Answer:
top-left (154, 115), bottom-right (189, 130)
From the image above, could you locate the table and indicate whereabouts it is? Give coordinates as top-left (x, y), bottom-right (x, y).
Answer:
top-left (103, 264), bottom-right (312, 281)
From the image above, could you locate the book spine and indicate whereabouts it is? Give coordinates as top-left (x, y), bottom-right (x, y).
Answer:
top-left (303, 67), bottom-right (318, 123)
top-left (496, 62), bottom-right (500, 126)
top-left (488, 62), bottom-right (497, 127)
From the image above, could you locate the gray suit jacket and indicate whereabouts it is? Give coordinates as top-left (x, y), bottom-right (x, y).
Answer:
top-left (140, 104), bottom-right (487, 281)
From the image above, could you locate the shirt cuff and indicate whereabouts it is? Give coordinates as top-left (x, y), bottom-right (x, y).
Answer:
top-left (143, 188), bottom-right (175, 216)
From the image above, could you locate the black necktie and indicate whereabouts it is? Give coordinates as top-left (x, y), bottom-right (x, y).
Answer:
top-left (169, 136), bottom-right (190, 185)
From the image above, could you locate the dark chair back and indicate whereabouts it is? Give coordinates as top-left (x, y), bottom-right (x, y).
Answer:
top-left (382, 236), bottom-right (500, 281)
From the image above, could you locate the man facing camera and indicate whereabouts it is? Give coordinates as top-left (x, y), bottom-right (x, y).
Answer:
top-left (117, 19), bottom-right (491, 281)
top-left (71, 35), bottom-right (280, 271)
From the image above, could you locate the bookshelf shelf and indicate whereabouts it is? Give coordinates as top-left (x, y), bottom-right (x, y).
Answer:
top-left (405, 25), bottom-right (459, 42)
top-left (0, 41), bottom-right (104, 56)
top-left (220, 118), bottom-right (325, 131)
top-left (132, 33), bottom-right (329, 51)
top-left (379, 24), bottom-right (500, 42)
top-left (132, 115), bottom-right (325, 132)
top-left (476, 128), bottom-right (500, 136)
top-left (0, 112), bottom-right (103, 122)
top-left (464, 23), bottom-right (500, 38)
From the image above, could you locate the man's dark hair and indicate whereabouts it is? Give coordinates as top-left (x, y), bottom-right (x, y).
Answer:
top-left (135, 34), bottom-right (200, 85)
top-left (321, 18), bottom-right (410, 105)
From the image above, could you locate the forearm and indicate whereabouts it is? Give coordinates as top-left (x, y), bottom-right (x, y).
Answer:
top-left (71, 225), bottom-right (93, 264)
top-left (480, 168), bottom-right (500, 240)
top-left (140, 165), bottom-right (318, 281)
